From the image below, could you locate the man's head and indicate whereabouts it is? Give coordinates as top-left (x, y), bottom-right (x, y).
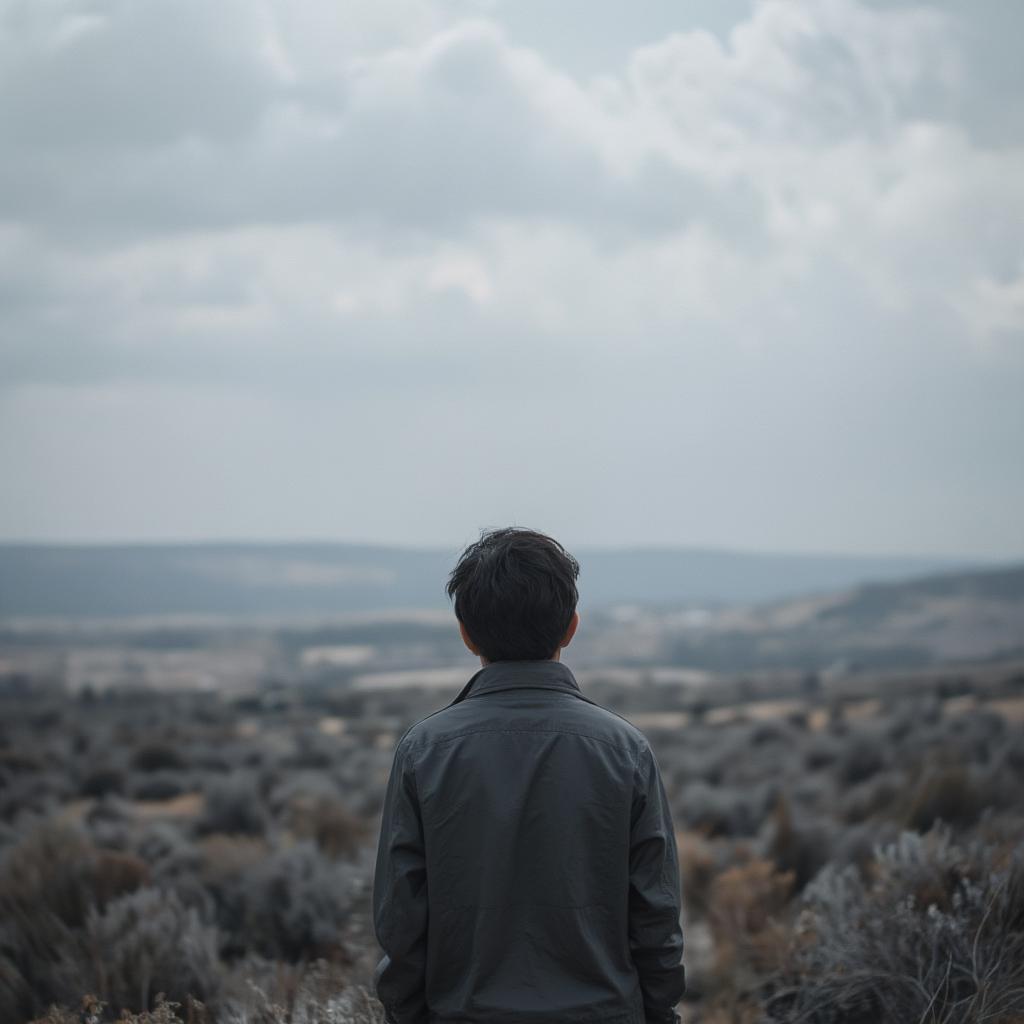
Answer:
top-left (446, 526), bottom-right (580, 663)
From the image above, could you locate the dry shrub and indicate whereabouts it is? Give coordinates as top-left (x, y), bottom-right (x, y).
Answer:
top-left (699, 857), bottom-right (794, 1024)
top-left (216, 960), bottom-right (385, 1024)
top-left (840, 769), bottom-right (903, 824)
top-left (677, 780), bottom-right (769, 838)
top-left (677, 828), bottom-right (716, 919)
top-left (79, 768), bottom-right (125, 799)
top-left (85, 887), bottom-right (220, 1013)
top-left (28, 992), bottom-right (201, 1024)
top-left (0, 749), bottom-right (44, 774)
top-left (285, 795), bottom-right (371, 860)
top-left (763, 794), bottom-right (832, 893)
top-left (802, 733), bottom-right (841, 770)
top-left (212, 840), bottom-right (363, 964)
top-left (93, 850), bottom-right (151, 909)
top-left (196, 776), bottom-right (267, 838)
top-left (0, 819), bottom-right (149, 917)
top-left (837, 732), bottom-right (886, 785)
top-left (131, 776), bottom-right (187, 803)
top-left (27, 993), bottom-right (108, 1024)
top-left (699, 998), bottom-right (763, 1024)
top-left (868, 815), bottom-right (1010, 915)
top-left (0, 822), bottom-right (112, 929)
top-left (131, 745), bottom-right (186, 774)
top-left (708, 857), bottom-right (795, 978)
top-left (768, 823), bottom-right (1024, 1024)
top-left (0, 821), bottom-right (153, 1021)
top-left (198, 835), bottom-right (268, 888)
top-left (901, 761), bottom-right (987, 833)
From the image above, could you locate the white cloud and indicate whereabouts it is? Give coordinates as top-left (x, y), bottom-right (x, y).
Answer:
top-left (954, 264), bottom-right (1024, 347)
top-left (1, 0), bottom-right (1019, 349)
top-left (0, 0), bottom-right (1021, 553)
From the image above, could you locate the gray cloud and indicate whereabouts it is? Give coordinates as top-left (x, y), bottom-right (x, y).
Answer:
top-left (0, 0), bottom-right (277, 148)
top-left (0, 0), bottom-right (1021, 557)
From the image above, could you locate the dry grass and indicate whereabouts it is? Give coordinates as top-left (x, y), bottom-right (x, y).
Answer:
top-left (28, 993), bottom-right (203, 1024)
top-left (197, 834), bottom-right (269, 886)
top-left (708, 857), bottom-right (794, 977)
top-left (134, 793), bottom-right (205, 820)
top-left (677, 828), bottom-right (717, 919)
top-left (986, 696), bottom-right (1024, 723)
top-left (284, 795), bottom-right (371, 860)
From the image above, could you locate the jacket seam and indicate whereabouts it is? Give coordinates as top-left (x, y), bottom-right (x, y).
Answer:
top-left (383, 746), bottom-right (402, 970)
top-left (438, 898), bottom-right (612, 910)
top-left (630, 742), bottom-right (645, 828)
top-left (465, 683), bottom-right (580, 699)
top-left (470, 683), bottom-right (648, 739)
top-left (405, 674), bottom-right (649, 747)
top-left (406, 726), bottom-right (637, 755)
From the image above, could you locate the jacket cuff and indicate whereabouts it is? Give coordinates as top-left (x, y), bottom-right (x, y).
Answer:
top-left (645, 1009), bottom-right (682, 1024)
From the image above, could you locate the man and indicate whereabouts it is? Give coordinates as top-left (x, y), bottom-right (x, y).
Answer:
top-left (372, 526), bottom-right (686, 1023)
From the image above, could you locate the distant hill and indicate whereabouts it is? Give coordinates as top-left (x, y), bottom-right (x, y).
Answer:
top-left (0, 540), bottom-right (994, 619)
top-left (812, 563), bottom-right (1024, 627)
top-left (620, 562), bottom-right (1024, 671)
top-left (776, 562), bottom-right (1024, 664)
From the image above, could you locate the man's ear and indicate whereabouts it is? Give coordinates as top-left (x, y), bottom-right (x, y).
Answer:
top-left (560, 609), bottom-right (580, 648)
top-left (458, 619), bottom-right (481, 656)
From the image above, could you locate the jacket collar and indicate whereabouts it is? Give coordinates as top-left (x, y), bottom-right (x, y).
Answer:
top-left (444, 658), bottom-right (583, 708)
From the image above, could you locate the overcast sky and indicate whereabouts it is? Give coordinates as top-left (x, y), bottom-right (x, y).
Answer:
top-left (1, 0), bottom-right (1022, 559)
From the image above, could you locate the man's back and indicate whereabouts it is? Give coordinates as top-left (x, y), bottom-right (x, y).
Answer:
top-left (372, 658), bottom-right (687, 1024)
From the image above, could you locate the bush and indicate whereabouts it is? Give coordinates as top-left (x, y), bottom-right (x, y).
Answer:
top-left (836, 731), bottom-right (886, 785)
top-left (840, 769), bottom-right (904, 824)
top-left (761, 795), bottom-right (833, 893)
top-left (802, 734), bottom-right (842, 771)
top-left (196, 776), bottom-right (268, 838)
top-left (285, 795), bottom-right (370, 860)
top-left (127, 822), bottom-right (213, 921)
top-left (131, 745), bottom-right (187, 774)
top-left (213, 841), bottom-right (366, 963)
top-left (216, 963), bottom-right (385, 1024)
top-left (29, 992), bottom-right (196, 1024)
top-left (708, 857), bottom-right (794, 982)
top-left (678, 781), bottom-right (776, 838)
top-left (85, 887), bottom-right (220, 1013)
top-left (901, 763), bottom-right (988, 833)
top-left (766, 823), bottom-right (1024, 1023)
top-left (0, 771), bottom-right (73, 822)
top-left (131, 774), bottom-right (187, 802)
top-left (79, 768), bottom-right (125, 800)
top-left (0, 822), bottom-right (150, 1021)
top-left (677, 829), bottom-right (717, 919)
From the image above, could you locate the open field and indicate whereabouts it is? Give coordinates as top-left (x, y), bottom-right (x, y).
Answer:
top-left (2, 563), bottom-right (1022, 1021)
top-left (2, 634), bottom-right (1023, 1023)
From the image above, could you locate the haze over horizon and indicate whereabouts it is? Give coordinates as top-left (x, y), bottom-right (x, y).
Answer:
top-left (2, 0), bottom-right (1022, 560)
top-left (0, 534), bottom-right (1014, 568)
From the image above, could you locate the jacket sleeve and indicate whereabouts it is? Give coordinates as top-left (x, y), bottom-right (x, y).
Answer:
top-left (628, 742), bottom-right (686, 1024)
top-left (372, 738), bottom-right (430, 1024)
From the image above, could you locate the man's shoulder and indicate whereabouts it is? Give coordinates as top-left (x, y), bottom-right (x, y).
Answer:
top-left (397, 693), bottom-right (651, 760)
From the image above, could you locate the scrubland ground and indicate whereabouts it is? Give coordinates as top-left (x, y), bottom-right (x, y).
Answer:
top-left (1, 659), bottom-right (1023, 1023)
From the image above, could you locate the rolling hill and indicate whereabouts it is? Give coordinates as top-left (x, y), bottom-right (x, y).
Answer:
top-left (0, 541), bottom-right (992, 618)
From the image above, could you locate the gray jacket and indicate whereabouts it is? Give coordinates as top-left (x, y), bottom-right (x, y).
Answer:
top-left (372, 658), bottom-right (686, 1024)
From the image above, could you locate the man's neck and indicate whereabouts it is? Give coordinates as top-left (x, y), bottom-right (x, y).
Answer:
top-left (479, 652), bottom-right (562, 666)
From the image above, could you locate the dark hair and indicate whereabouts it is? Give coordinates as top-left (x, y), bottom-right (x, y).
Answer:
top-left (445, 526), bottom-right (580, 662)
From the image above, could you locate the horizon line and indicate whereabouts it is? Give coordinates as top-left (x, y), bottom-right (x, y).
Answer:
top-left (0, 535), bottom-right (1015, 566)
